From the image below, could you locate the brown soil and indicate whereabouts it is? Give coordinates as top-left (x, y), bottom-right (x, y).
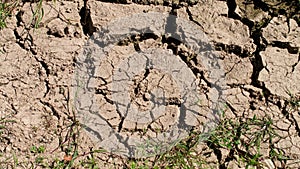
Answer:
top-left (0, 0), bottom-right (299, 168)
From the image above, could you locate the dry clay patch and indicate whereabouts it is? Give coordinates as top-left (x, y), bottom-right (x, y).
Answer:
top-left (177, 0), bottom-right (300, 168)
top-left (0, 0), bottom-right (140, 167)
top-left (191, 0), bottom-right (299, 167)
top-left (0, 0), bottom-right (212, 167)
top-left (0, 1), bottom-right (88, 167)
top-left (0, 0), bottom-right (299, 168)
top-left (88, 42), bottom-right (186, 133)
top-left (74, 9), bottom-right (228, 159)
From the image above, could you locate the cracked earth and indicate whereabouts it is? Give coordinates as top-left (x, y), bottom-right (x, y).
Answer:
top-left (0, 0), bottom-right (299, 168)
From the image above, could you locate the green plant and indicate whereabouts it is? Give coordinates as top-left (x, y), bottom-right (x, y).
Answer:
top-left (0, 1), bottom-right (18, 29)
top-left (77, 149), bottom-right (106, 168)
top-left (32, 0), bottom-right (44, 29)
top-left (132, 131), bottom-right (213, 169)
top-left (207, 113), bottom-right (285, 168)
top-left (49, 120), bottom-right (81, 168)
top-left (30, 145), bottom-right (46, 154)
top-left (287, 92), bottom-right (300, 109)
top-left (0, 116), bottom-right (15, 141)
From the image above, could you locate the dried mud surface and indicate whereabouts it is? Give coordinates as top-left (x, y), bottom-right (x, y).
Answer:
top-left (0, 0), bottom-right (299, 168)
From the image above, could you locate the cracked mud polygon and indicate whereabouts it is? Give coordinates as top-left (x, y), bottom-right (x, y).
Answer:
top-left (0, 0), bottom-right (299, 168)
top-left (74, 11), bottom-right (226, 158)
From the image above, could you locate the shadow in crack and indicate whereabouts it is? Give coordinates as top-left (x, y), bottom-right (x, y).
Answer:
top-left (79, 0), bottom-right (96, 36)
